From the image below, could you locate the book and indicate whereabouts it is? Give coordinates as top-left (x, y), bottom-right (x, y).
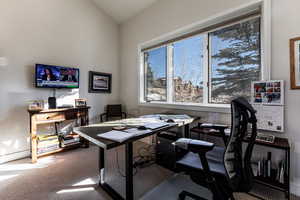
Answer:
top-left (279, 161), bottom-right (285, 184)
top-left (61, 142), bottom-right (80, 148)
top-left (37, 144), bottom-right (60, 154)
top-left (267, 152), bottom-right (272, 177)
top-left (38, 140), bottom-right (59, 148)
top-left (38, 135), bottom-right (58, 141)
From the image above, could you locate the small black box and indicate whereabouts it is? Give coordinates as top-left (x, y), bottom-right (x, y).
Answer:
top-left (48, 97), bottom-right (56, 109)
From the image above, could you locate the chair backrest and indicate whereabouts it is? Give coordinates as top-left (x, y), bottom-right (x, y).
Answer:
top-left (106, 104), bottom-right (122, 117)
top-left (224, 97), bottom-right (257, 192)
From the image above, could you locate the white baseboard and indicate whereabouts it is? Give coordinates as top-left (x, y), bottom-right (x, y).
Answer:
top-left (291, 179), bottom-right (300, 197)
top-left (0, 150), bottom-right (30, 164)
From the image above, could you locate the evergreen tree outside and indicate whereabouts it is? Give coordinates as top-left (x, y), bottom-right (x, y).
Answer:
top-left (210, 17), bottom-right (261, 103)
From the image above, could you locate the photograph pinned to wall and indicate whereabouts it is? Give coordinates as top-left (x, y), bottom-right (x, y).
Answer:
top-left (290, 37), bottom-right (300, 89)
top-left (251, 80), bottom-right (284, 105)
top-left (89, 71), bottom-right (112, 93)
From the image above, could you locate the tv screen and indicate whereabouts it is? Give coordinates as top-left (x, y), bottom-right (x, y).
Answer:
top-left (36, 64), bottom-right (79, 88)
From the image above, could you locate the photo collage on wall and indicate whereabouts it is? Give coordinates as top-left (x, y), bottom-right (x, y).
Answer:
top-left (252, 81), bottom-right (283, 105)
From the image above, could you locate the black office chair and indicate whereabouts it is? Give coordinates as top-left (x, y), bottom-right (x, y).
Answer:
top-left (174, 97), bottom-right (257, 200)
top-left (100, 104), bottom-right (127, 122)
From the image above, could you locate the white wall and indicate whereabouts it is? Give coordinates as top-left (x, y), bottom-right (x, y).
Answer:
top-left (120, 0), bottom-right (300, 195)
top-left (0, 0), bottom-right (120, 162)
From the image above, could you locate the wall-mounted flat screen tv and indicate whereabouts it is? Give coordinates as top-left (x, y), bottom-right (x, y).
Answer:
top-left (36, 64), bottom-right (79, 88)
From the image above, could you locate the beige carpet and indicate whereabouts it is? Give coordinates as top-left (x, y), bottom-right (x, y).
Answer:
top-left (0, 145), bottom-right (298, 200)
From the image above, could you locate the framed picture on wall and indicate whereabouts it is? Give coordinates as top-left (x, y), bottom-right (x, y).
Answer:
top-left (290, 37), bottom-right (300, 89)
top-left (89, 71), bottom-right (112, 93)
top-left (251, 80), bottom-right (284, 105)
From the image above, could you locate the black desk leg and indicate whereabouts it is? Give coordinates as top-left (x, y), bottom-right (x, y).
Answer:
top-left (184, 124), bottom-right (190, 138)
top-left (126, 142), bottom-right (134, 200)
top-left (99, 147), bottom-right (104, 182)
top-left (286, 147), bottom-right (290, 200)
top-left (98, 147), bottom-right (124, 200)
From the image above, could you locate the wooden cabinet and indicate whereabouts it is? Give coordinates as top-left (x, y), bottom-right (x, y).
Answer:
top-left (28, 107), bottom-right (90, 163)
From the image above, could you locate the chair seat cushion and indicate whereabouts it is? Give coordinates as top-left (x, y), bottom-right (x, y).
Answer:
top-left (206, 146), bottom-right (224, 162)
top-left (176, 146), bottom-right (226, 176)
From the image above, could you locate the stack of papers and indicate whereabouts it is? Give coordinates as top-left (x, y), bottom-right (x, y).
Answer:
top-left (144, 122), bottom-right (169, 130)
top-left (124, 128), bottom-right (152, 135)
top-left (97, 131), bottom-right (135, 143)
top-left (97, 128), bottom-right (152, 143)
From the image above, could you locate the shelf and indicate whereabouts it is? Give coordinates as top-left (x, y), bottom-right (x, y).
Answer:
top-left (61, 143), bottom-right (81, 150)
top-left (37, 143), bottom-right (81, 157)
top-left (37, 148), bottom-right (63, 157)
top-left (254, 176), bottom-right (287, 191)
top-left (35, 119), bottom-right (66, 125)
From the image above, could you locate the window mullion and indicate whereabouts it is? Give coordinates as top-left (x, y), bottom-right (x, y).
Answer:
top-left (141, 52), bottom-right (146, 102)
top-left (167, 44), bottom-right (174, 103)
top-left (203, 34), bottom-right (209, 105)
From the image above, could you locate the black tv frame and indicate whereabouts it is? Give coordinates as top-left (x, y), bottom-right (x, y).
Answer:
top-left (35, 64), bottom-right (80, 89)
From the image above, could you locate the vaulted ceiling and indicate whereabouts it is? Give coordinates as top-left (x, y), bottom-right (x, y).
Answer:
top-left (92, 0), bottom-right (159, 24)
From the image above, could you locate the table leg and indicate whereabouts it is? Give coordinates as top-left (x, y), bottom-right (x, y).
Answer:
top-left (125, 142), bottom-right (134, 200)
top-left (184, 124), bottom-right (190, 138)
top-left (99, 147), bottom-right (104, 184)
top-left (286, 147), bottom-right (290, 200)
top-left (98, 147), bottom-right (124, 200)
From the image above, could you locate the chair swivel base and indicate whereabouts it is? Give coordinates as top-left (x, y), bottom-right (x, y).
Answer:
top-left (178, 190), bottom-right (208, 200)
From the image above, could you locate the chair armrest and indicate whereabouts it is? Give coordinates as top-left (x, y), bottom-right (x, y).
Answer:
top-left (100, 113), bottom-right (107, 122)
top-left (122, 112), bottom-right (127, 118)
top-left (174, 138), bottom-right (214, 154)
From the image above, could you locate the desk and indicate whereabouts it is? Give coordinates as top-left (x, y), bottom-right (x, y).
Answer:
top-left (74, 115), bottom-right (197, 200)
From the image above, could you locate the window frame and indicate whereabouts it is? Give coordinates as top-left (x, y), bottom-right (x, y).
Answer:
top-left (138, 0), bottom-right (271, 113)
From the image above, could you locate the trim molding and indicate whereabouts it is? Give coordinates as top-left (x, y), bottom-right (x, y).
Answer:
top-left (0, 150), bottom-right (30, 164)
top-left (291, 179), bottom-right (300, 196)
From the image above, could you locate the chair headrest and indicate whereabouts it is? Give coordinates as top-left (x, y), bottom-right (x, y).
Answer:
top-left (232, 97), bottom-right (257, 123)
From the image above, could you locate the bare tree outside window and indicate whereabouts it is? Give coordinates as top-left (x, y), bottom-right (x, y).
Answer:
top-left (173, 35), bottom-right (204, 103)
top-left (144, 47), bottom-right (167, 101)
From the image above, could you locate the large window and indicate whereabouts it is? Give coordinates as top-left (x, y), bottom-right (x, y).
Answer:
top-left (141, 15), bottom-right (262, 106)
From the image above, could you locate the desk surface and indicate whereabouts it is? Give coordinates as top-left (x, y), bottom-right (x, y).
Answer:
top-left (74, 115), bottom-right (197, 150)
top-left (74, 124), bottom-right (176, 149)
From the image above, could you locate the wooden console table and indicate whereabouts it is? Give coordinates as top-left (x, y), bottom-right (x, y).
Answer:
top-left (28, 107), bottom-right (90, 163)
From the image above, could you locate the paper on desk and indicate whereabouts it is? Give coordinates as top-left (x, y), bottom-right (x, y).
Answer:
top-left (97, 130), bottom-right (136, 143)
top-left (144, 122), bottom-right (169, 130)
top-left (124, 128), bottom-right (152, 136)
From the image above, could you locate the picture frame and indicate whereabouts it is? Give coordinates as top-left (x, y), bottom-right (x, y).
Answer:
top-left (290, 37), bottom-right (300, 89)
top-left (28, 100), bottom-right (45, 111)
top-left (75, 98), bottom-right (87, 107)
top-left (251, 80), bottom-right (284, 105)
top-left (88, 71), bottom-right (112, 93)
